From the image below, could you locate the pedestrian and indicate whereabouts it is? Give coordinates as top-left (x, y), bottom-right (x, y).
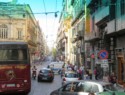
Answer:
top-left (109, 72), bottom-right (117, 85)
top-left (94, 67), bottom-right (98, 80)
top-left (103, 72), bottom-right (110, 82)
top-left (74, 64), bottom-right (77, 72)
top-left (77, 68), bottom-right (82, 80)
top-left (80, 64), bottom-right (84, 79)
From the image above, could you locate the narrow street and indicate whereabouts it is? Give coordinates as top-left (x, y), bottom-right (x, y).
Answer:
top-left (28, 61), bottom-right (62, 95)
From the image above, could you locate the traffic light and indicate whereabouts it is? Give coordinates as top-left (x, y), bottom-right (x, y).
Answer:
top-left (55, 12), bottom-right (57, 18)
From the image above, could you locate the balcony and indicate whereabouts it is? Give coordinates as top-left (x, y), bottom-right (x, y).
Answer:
top-left (72, 0), bottom-right (84, 24)
top-left (95, 6), bottom-right (109, 24)
top-left (117, 15), bottom-right (125, 32)
top-left (85, 31), bottom-right (100, 42)
top-left (107, 20), bottom-right (115, 35)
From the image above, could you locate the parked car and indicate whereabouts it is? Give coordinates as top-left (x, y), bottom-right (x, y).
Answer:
top-left (37, 68), bottom-right (54, 82)
top-left (50, 80), bottom-right (123, 95)
top-left (62, 71), bottom-right (80, 85)
top-left (98, 91), bottom-right (125, 95)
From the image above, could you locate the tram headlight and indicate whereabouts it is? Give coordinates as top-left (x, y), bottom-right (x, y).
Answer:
top-left (16, 84), bottom-right (20, 88)
top-left (1, 84), bottom-right (6, 88)
top-left (24, 80), bottom-right (27, 83)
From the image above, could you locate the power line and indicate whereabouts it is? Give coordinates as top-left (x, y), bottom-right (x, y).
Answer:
top-left (52, 0), bottom-right (58, 42)
top-left (0, 11), bottom-right (60, 16)
top-left (43, 0), bottom-right (46, 14)
top-left (42, 0), bottom-right (48, 37)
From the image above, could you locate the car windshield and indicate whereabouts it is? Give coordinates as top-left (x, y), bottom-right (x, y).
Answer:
top-left (41, 69), bottom-right (51, 73)
top-left (103, 84), bottom-right (117, 91)
top-left (65, 73), bottom-right (78, 78)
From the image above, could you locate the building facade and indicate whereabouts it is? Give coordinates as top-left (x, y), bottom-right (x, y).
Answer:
top-left (86, 0), bottom-right (125, 86)
top-left (0, 2), bottom-right (46, 63)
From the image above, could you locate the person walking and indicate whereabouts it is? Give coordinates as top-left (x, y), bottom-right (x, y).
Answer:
top-left (109, 72), bottom-right (117, 85)
top-left (94, 67), bottom-right (98, 80)
top-left (77, 67), bottom-right (82, 80)
top-left (80, 65), bottom-right (84, 80)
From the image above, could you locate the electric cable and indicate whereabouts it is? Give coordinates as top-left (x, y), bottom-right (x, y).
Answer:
top-left (51, 0), bottom-right (58, 46)
top-left (42, 0), bottom-right (48, 41)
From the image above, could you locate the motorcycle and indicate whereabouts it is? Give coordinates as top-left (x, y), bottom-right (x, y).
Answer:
top-left (32, 71), bottom-right (36, 80)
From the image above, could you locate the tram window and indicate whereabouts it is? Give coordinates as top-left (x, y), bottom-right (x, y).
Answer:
top-left (11, 50), bottom-right (18, 60)
top-left (0, 49), bottom-right (27, 61)
top-left (11, 49), bottom-right (27, 60)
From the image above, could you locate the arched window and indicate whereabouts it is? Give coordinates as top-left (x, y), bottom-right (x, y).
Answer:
top-left (17, 28), bottom-right (22, 40)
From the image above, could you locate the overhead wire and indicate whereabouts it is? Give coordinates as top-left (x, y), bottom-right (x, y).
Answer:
top-left (51, 0), bottom-right (58, 47)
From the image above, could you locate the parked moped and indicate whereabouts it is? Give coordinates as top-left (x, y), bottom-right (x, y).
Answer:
top-left (32, 71), bottom-right (36, 80)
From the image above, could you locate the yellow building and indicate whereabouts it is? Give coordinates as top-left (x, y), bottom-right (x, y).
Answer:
top-left (0, 2), bottom-right (43, 63)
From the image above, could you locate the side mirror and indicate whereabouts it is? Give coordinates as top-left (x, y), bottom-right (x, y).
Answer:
top-left (58, 87), bottom-right (63, 92)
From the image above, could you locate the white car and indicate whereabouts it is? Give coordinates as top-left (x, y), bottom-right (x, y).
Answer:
top-left (62, 71), bottom-right (80, 85)
top-left (50, 80), bottom-right (120, 95)
top-left (48, 61), bottom-right (63, 74)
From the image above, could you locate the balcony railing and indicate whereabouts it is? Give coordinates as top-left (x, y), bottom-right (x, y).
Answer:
top-left (85, 31), bottom-right (100, 42)
top-left (72, 0), bottom-right (84, 23)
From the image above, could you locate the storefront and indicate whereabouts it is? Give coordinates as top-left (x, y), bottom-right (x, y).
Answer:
top-left (115, 48), bottom-right (125, 87)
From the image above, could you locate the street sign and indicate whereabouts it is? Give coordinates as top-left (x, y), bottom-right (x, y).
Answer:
top-left (98, 50), bottom-right (108, 59)
top-left (102, 59), bottom-right (108, 63)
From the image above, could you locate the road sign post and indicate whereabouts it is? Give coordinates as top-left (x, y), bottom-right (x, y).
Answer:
top-left (98, 50), bottom-right (108, 59)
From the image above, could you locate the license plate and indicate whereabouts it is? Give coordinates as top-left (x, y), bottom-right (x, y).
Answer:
top-left (42, 77), bottom-right (47, 80)
top-left (7, 84), bottom-right (15, 87)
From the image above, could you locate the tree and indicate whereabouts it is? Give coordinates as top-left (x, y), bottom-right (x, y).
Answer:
top-left (52, 47), bottom-right (57, 61)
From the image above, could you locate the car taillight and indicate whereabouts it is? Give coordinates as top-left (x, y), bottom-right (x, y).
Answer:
top-left (63, 78), bottom-right (66, 81)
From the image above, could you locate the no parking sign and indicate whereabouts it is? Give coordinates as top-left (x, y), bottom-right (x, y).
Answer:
top-left (98, 50), bottom-right (108, 59)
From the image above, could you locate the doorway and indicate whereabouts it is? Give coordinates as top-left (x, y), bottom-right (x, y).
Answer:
top-left (117, 57), bottom-right (125, 84)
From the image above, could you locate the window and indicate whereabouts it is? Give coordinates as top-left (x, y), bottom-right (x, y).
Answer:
top-left (65, 73), bottom-right (78, 78)
top-left (63, 83), bottom-right (73, 91)
top-left (62, 82), bottom-right (78, 92)
top-left (76, 82), bottom-right (84, 92)
top-left (17, 28), bottom-right (22, 40)
top-left (121, 0), bottom-right (125, 15)
top-left (110, 0), bottom-right (116, 20)
top-left (0, 24), bottom-right (8, 39)
top-left (91, 84), bottom-right (99, 93)
top-left (0, 49), bottom-right (27, 61)
top-left (84, 83), bottom-right (92, 92)
top-left (104, 85), bottom-right (117, 91)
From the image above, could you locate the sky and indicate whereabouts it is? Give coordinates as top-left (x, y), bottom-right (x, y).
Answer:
top-left (0, 0), bottom-right (63, 48)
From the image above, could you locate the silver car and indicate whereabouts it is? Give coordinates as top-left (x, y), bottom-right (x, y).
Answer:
top-left (50, 80), bottom-right (118, 95)
top-left (62, 71), bottom-right (80, 85)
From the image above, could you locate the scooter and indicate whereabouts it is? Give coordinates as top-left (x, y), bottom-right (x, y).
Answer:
top-left (32, 71), bottom-right (36, 80)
